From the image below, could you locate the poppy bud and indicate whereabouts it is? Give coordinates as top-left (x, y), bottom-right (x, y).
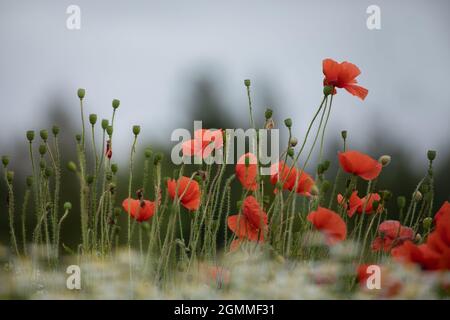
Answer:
top-left (289, 137), bottom-right (298, 147)
top-left (381, 190), bottom-right (392, 202)
top-left (341, 130), bottom-right (347, 140)
top-left (86, 175), bottom-right (94, 185)
top-left (40, 129), bottom-right (48, 141)
top-left (67, 161), bottom-right (77, 172)
top-left (265, 108), bottom-right (273, 120)
top-left (52, 125), bottom-right (60, 136)
top-left (422, 217), bottom-right (432, 230)
top-left (26, 130), bottom-right (35, 142)
top-left (378, 155), bottom-right (391, 167)
top-left (106, 126), bottom-right (113, 137)
top-left (244, 79), bottom-right (251, 87)
top-left (26, 175), bottom-right (33, 187)
top-left (310, 184), bottom-right (319, 196)
top-left (427, 150), bottom-right (436, 161)
top-left (40, 160), bottom-right (46, 169)
top-left (144, 147), bottom-right (152, 158)
top-left (284, 118), bottom-right (292, 128)
top-left (7, 171), bottom-right (14, 183)
top-left (39, 144), bottom-right (47, 156)
top-left (112, 99), bottom-right (120, 109)
top-left (45, 167), bottom-right (53, 178)
top-left (111, 163), bottom-right (118, 174)
top-left (420, 184), bottom-right (430, 194)
top-left (64, 202), bottom-right (72, 211)
top-left (77, 88), bottom-right (85, 100)
top-left (317, 163), bottom-right (325, 175)
top-left (413, 190), bottom-right (423, 202)
top-left (89, 114), bottom-right (97, 125)
top-left (415, 234), bottom-right (422, 242)
top-left (75, 134), bottom-right (81, 143)
top-left (397, 196), bottom-right (406, 209)
top-left (101, 119), bottom-right (109, 130)
top-left (320, 180), bottom-right (331, 193)
top-left (1, 155), bottom-right (9, 167)
top-left (132, 125), bottom-right (141, 136)
top-left (287, 147), bottom-right (294, 158)
top-left (154, 152), bottom-right (163, 165)
top-left (323, 85), bottom-right (333, 96)
top-left (322, 160), bottom-right (330, 171)
top-left (264, 118), bottom-right (275, 130)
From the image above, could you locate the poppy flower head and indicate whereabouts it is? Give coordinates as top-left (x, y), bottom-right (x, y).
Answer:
top-left (307, 207), bottom-right (347, 245)
top-left (236, 153), bottom-right (258, 191)
top-left (167, 176), bottom-right (201, 211)
top-left (182, 129), bottom-right (223, 159)
top-left (121, 198), bottom-right (155, 222)
top-left (338, 150), bottom-right (382, 181)
top-left (295, 170), bottom-right (315, 196)
top-left (371, 220), bottom-right (414, 252)
top-left (322, 58), bottom-right (369, 100)
top-left (337, 191), bottom-right (363, 217)
top-left (227, 196), bottom-right (267, 242)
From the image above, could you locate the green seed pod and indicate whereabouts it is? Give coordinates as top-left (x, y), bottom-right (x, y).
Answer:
top-left (322, 160), bottom-right (331, 171)
top-left (52, 125), bottom-right (60, 136)
top-left (75, 134), bottom-right (81, 143)
top-left (284, 118), bottom-right (292, 128)
top-left (6, 171), bottom-right (14, 183)
top-left (40, 160), bottom-right (46, 169)
top-left (45, 167), bottom-right (53, 178)
top-left (144, 147), bottom-right (152, 158)
top-left (106, 126), bottom-right (113, 137)
top-left (341, 130), bottom-right (347, 140)
top-left (77, 88), bottom-right (85, 100)
top-left (423, 217), bottom-right (432, 230)
top-left (67, 161), bottom-right (77, 172)
top-left (39, 144), bottom-right (47, 156)
top-left (112, 99), bottom-right (120, 109)
top-left (132, 125), bottom-right (141, 136)
top-left (26, 130), bottom-right (35, 142)
top-left (40, 129), bottom-right (48, 141)
top-left (111, 163), bottom-right (118, 174)
top-left (427, 150), bottom-right (436, 161)
top-left (101, 119), bottom-right (109, 130)
top-left (244, 79), bottom-right (251, 87)
top-left (397, 196), bottom-right (406, 209)
top-left (320, 180), bottom-right (331, 193)
top-left (154, 152), bottom-right (163, 165)
top-left (64, 202), bottom-right (72, 211)
top-left (86, 175), bottom-right (94, 185)
top-left (287, 148), bottom-right (294, 158)
top-left (1, 155), bottom-right (9, 167)
top-left (265, 108), bottom-right (273, 120)
top-left (89, 114), bottom-right (97, 125)
top-left (323, 85), bottom-right (333, 96)
top-left (26, 175), bottom-right (33, 187)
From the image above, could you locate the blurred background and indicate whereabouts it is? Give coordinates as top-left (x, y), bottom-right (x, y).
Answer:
top-left (0, 0), bottom-right (449, 246)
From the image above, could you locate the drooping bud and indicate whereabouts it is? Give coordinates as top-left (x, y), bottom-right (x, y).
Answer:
top-left (413, 190), bottom-right (423, 202)
top-left (378, 155), bottom-right (391, 167)
top-left (323, 85), bottom-right (333, 96)
top-left (26, 130), bottom-right (35, 142)
top-left (40, 129), bottom-right (48, 141)
top-left (101, 119), bottom-right (109, 130)
top-left (39, 144), bottom-right (47, 156)
top-left (265, 108), bottom-right (273, 120)
top-left (64, 202), bottom-right (72, 211)
top-left (52, 125), bottom-right (60, 136)
top-left (77, 88), bottom-right (85, 100)
top-left (132, 125), bottom-right (141, 136)
top-left (422, 217), bottom-right (432, 230)
top-left (89, 114), bottom-right (97, 125)
top-left (67, 161), bottom-right (77, 172)
top-left (397, 196), bottom-right (406, 209)
top-left (112, 99), bottom-right (120, 109)
top-left (284, 118), bottom-right (292, 128)
top-left (1, 155), bottom-right (9, 167)
top-left (427, 150), bottom-right (436, 161)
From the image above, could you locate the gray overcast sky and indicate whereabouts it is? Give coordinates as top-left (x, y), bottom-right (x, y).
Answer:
top-left (1, 0), bottom-right (449, 165)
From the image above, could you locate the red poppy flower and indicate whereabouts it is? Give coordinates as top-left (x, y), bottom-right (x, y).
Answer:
top-left (236, 153), bottom-right (258, 191)
top-left (121, 198), bottom-right (155, 222)
top-left (391, 241), bottom-right (441, 270)
top-left (307, 207), bottom-right (347, 245)
top-left (167, 176), bottom-right (201, 211)
top-left (338, 150), bottom-right (382, 181)
top-left (182, 129), bottom-right (223, 158)
top-left (338, 191), bottom-right (382, 217)
top-left (270, 162), bottom-right (314, 196)
top-left (322, 58), bottom-right (368, 100)
top-left (227, 196), bottom-right (267, 242)
top-left (295, 170), bottom-right (315, 196)
top-left (435, 201), bottom-right (450, 223)
top-left (371, 220), bottom-right (414, 252)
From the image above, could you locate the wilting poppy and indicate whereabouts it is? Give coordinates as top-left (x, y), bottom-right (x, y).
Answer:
top-left (227, 196), bottom-right (267, 242)
top-left (270, 161), bottom-right (314, 196)
top-left (182, 129), bottom-right (223, 159)
top-left (371, 220), bottom-right (414, 252)
top-left (337, 191), bottom-right (382, 217)
top-left (307, 207), bottom-right (347, 245)
top-left (322, 58), bottom-right (368, 100)
top-left (236, 153), bottom-right (258, 191)
top-left (338, 150), bottom-right (382, 181)
top-left (121, 198), bottom-right (155, 222)
top-left (167, 176), bottom-right (201, 211)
